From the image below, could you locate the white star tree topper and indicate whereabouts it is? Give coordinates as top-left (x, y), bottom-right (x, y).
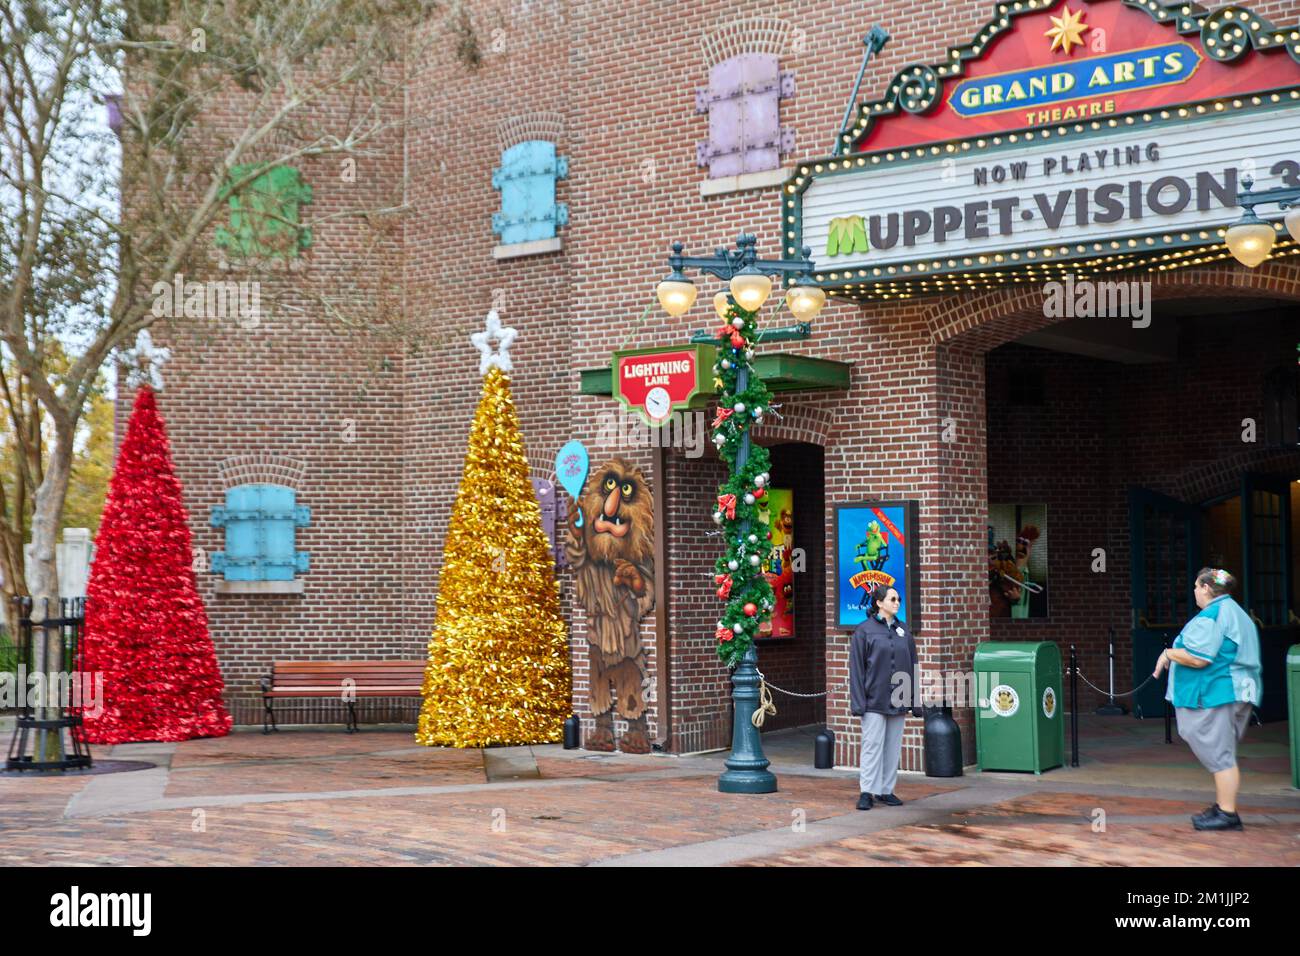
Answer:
top-left (471, 310), bottom-right (517, 376)
top-left (126, 329), bottom-right (171, 390)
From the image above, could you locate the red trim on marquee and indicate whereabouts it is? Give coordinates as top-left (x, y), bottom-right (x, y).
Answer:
top-left (854, 0), bottom-right (1300, 152)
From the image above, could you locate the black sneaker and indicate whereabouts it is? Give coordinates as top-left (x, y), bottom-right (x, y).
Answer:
top-left (1192, 806), bottom-right (1243, 831)
top-left (856, 792), bottom-right (873, 810)
top-left (874, 793), bottom-right (903, 807)
top-left (1192, 804), bottom-right (1220, 824)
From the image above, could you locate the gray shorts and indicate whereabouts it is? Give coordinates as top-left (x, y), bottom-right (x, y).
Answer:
top-left (1175, 701), bottom-right (1253, 773)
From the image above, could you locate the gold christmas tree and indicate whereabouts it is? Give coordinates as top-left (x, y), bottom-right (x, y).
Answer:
top-left (417, 314), bottom-right (572, 747)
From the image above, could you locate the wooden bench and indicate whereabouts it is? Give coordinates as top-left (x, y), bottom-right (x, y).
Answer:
top-left (260, 661), bottom-right (426, 733)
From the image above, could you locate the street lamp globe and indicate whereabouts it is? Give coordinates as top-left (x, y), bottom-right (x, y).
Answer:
top-left (656, 272), bottom-right (698, 317)
top-left (1225, 209), bottom-right (1277, 268)
top-left (1286, 206), bottom-right (1300, 243)
top-left (729, 266), bottom-right (772, 311)
top-left (785, 282), bottom-right (827, 321)
top-left (714, 290), bottom-right (732, 320)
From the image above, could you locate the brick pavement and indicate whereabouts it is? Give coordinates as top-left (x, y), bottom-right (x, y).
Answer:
top-left (0, 729), bottom-right (1295, 866)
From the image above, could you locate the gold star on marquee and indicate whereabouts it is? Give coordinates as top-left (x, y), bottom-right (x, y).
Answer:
top-left (1045, 4), bottom-right (1089, 55)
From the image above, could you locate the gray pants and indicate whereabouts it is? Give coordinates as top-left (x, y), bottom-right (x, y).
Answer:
top-left (1176, 701), bottom-right (1253, 774)
top-left (859, 712), bottom-right (906, 795)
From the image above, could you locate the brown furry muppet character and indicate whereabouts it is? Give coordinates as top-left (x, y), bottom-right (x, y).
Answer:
top-left (565, 458), bottom-right (656, 753)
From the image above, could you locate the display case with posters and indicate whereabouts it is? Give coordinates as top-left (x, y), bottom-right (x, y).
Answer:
top-left (756, 489), bottom-right (794, 639)
top-left (834, 500), bottom-right (919, 628)
top-left (988, 504), bottom-right (1048, 619)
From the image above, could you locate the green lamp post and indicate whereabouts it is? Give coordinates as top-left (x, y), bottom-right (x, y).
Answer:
top-left (655, 234), bottom-right (825, 793)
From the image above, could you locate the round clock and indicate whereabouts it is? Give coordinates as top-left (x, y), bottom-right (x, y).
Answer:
top-left (644, 386), bottom-right (671, 422)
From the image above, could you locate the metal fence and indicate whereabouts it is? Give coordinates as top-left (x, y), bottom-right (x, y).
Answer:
top-left (4, 596), bottom-right (92, 771)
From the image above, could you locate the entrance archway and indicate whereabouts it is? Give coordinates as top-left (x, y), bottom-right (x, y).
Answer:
top-left (944, 266), bottom-right (1300, 780)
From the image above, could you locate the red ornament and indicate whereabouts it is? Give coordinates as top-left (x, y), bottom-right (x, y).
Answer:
top-left (744, 602), bottom-right (758, 617)
top-left (716, 626), bottom-right (734, 642)
top-left (78, 387), bottom-right (232, 744)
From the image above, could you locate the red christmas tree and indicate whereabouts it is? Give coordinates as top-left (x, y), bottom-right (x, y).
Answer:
top-left (79, 386), bottom-right (232, 743)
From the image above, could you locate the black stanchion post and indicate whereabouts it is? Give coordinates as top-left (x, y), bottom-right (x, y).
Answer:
top-left (814, 726), bottom-right (835, 769)
top-left (1069, 643), bottom-right (1079, 768)
top-left (1095, 625), bottom-right (1126, 715)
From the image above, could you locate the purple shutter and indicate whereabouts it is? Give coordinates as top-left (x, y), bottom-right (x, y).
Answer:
top-left (739, 55), bottom-right (780, 174)
top-left (698, 54), bottom-right (787, 178)
top-left (703, 57), bottom-right (747, 178)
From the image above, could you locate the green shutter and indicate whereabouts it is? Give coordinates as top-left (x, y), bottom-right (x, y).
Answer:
top-left (214, 165), bottom-right (313, 260)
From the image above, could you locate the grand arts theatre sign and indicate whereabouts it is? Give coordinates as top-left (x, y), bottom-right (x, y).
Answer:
top-left (783, 0), bottom-right (1300, 298)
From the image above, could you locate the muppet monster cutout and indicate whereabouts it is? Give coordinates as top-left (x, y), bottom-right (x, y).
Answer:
top-left (565, 457), bottom-right (656, 753)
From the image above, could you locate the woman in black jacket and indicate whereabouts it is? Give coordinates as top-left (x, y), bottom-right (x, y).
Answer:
top-left (850, 584), bottom-right (918, 810)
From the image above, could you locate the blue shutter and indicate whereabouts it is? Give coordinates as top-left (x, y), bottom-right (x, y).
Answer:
top-left (492, 140), bottom-right (568, 244)
top-left (211, 484), bottom-right (310, 581)
top-left (260, 485), bottom-right (309, 580)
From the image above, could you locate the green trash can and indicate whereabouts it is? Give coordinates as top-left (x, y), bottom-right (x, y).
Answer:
top-left (1288, 645), bottom-right (1300, 790)
top-left (973, 642), bottom-right (1065, 774)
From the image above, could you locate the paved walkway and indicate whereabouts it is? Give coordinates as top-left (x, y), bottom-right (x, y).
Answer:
top-left (1, 717), bottom-right (1297, 866)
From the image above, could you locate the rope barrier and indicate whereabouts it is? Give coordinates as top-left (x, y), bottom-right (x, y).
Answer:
top-left (748, 667), bottom-right (1153, 732)
top-left (1071, 668), bottom-right (1157, 699)
top-left (755, 667), bottom-right (848, 699)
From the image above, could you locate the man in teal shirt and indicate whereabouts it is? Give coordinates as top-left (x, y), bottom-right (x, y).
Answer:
top-left (1154, 568), bottom-right (1261, 831)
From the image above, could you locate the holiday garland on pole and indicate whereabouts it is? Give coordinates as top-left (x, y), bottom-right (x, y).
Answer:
top-left (710, 296), bottom-right (775, 669)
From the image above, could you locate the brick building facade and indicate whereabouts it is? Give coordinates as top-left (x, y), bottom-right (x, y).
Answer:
top-left (134, 0), bottom-right (1300, 769)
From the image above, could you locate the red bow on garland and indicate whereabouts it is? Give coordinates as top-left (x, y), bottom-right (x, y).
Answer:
top-left (714, 574), bottom-right (732, 600)
top-left (712, 407), bottom-right (733, 429)
top-left (716, 323), bottom-right (735, 340)
top-left (729, 331), bottom-right (745, 349)
top-left (716, 626), bottom-right (734, 642)
top-left (717, 493), bottom-right (737, 519)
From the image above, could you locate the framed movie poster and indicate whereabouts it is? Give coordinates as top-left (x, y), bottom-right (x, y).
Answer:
top-left (756, 489), bottom-right (794, 639)
top-left (834, 500), bottom-right (919, 629)
top-left (988, 504), bottom-right (1048, 619)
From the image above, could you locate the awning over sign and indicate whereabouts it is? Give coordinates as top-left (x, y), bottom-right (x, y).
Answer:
top-left (580, 352), bottom-right (851, 397)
